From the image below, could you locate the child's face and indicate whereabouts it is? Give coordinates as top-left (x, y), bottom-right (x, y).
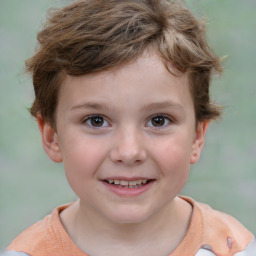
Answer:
top-left (40, 51), bottom-right (207, 224)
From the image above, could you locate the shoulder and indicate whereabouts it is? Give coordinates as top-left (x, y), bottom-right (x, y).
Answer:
top-left (6, 204), bottom-right (71, 256)
top-left (195, 199), bottom-right (253, 244)
top-left (195, 239), bottom-right (256, 256)
top-left (181, 196), bottom-right (255, 255)
top-left (6, 219), bottom-right (47, 255)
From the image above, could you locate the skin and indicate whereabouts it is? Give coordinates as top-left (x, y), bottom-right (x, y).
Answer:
top-left (37, 50), bottom-right (208, 256)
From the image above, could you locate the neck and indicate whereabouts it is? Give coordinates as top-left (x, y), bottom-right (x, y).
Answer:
top-left (60, 197), bottom-right (192, 256)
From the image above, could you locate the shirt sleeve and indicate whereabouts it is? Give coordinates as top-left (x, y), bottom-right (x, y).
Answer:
top-left (233, 238), bottom-right (256, 255)
top-left (195, 237), bottom-right (256, 256)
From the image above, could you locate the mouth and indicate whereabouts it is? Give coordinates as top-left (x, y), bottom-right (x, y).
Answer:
top-left (103, 179), bottom-right (153, 189)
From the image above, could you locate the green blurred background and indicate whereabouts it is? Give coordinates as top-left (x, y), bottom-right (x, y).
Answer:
top-left (0, 0), bottom-right (255, 250)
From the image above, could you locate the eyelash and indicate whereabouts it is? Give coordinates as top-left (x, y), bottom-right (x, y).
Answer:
top-left (82, 115), bottom-right (110, 128)
top-left (82, 114), bottom-right (173, 129)
top-left (146, 114), bottom-right (173, 128)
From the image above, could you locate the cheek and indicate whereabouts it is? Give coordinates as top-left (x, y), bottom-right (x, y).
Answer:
top-left (161, 146), bottom-right (191, 184)
top-left (59, 136), bottom-right (108, 187)
top-left (152, 137), bottom-right (192, 191)
top-left (155, 136), bottom-right (193, 169)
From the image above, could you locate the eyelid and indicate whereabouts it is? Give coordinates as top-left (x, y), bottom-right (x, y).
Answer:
top-left (149, 113), bottom-right (174, 121)
top-left (82, 114), bottom-right (111, 128)
top-left (145, 114), bottom-right (174, 127)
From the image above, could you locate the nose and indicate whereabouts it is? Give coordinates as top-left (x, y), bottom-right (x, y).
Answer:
top-left (109, 126), bottom-right (147, 166)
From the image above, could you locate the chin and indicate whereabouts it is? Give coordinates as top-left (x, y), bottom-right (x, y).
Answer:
top-left (105, 207), bottom-right (153, 225)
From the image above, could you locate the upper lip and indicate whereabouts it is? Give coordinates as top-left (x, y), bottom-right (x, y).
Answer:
top-left (101, 177), bottom-right (154, 181)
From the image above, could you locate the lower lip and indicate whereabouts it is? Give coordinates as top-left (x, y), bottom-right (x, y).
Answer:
top-left (102, 180), bottom-right (154, 197)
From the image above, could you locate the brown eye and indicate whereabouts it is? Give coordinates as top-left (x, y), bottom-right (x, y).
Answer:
top-left (85, 115), bottom-right (108, 127)
top-left (152, 116), bottom-right (165, 126)
top-left (147, 115), bottom-right (171, 127)
top-left (91, 116), bottom-right (103, 127)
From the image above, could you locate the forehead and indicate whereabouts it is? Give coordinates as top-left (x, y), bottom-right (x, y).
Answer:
top-left (57, 51), bottom-right (193, 115)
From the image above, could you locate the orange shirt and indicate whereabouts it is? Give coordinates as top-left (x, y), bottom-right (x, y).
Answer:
top-left (7, 197), bottom-right (254, 256)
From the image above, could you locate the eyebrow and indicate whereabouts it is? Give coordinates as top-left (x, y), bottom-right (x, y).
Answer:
top-left (71, 102), bottom-right (110, 111)
top-left (70, 100), bottom-right (184, 112)
top-left (142, 101), bottom-right (184, 112)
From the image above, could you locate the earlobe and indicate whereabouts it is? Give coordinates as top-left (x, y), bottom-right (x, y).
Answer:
top-left (37, 115), bottom-right (63, 163)
top-left (190, 121), bottom-right (209, 164)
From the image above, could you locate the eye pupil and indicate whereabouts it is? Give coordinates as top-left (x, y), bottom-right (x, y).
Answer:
top-left (91, 116), bottom-right (104, 127)
top-left (152, 116), bottom-right (165, 126)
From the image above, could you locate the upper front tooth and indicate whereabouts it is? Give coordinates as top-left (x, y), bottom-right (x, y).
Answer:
top-left (120, 180), bottom-right (129, 186)
top-left (110, 179), bottom-right (148, 185)
top-left (128, 181), bottom-right (137, 186)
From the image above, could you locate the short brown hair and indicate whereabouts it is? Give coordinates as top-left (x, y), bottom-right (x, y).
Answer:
top-left (27, 0), bottom-right (223, 126)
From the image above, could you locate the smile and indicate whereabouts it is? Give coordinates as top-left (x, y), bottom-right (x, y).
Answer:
top-left (104, 179), bottom-right (149, 188)
top-left (102, 178), bottom-right (155, 197)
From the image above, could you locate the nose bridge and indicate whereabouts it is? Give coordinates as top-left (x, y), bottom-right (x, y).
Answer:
top-left (110, 124), bottom-right (147, 165)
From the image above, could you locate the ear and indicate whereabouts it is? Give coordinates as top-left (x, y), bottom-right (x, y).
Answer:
top-left (37, 115), bottom-right (63, 163)
top-left (190, 121), bottom-right (209, 164)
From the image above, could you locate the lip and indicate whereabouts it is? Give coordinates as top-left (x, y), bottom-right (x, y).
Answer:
top-left (102, 176), bottom-right (151, 181)
top-left (101, 178), bottom-right (155, 197)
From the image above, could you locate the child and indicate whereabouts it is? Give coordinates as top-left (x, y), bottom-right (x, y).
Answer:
top-left (4, 0), bottom-right (255, 255)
